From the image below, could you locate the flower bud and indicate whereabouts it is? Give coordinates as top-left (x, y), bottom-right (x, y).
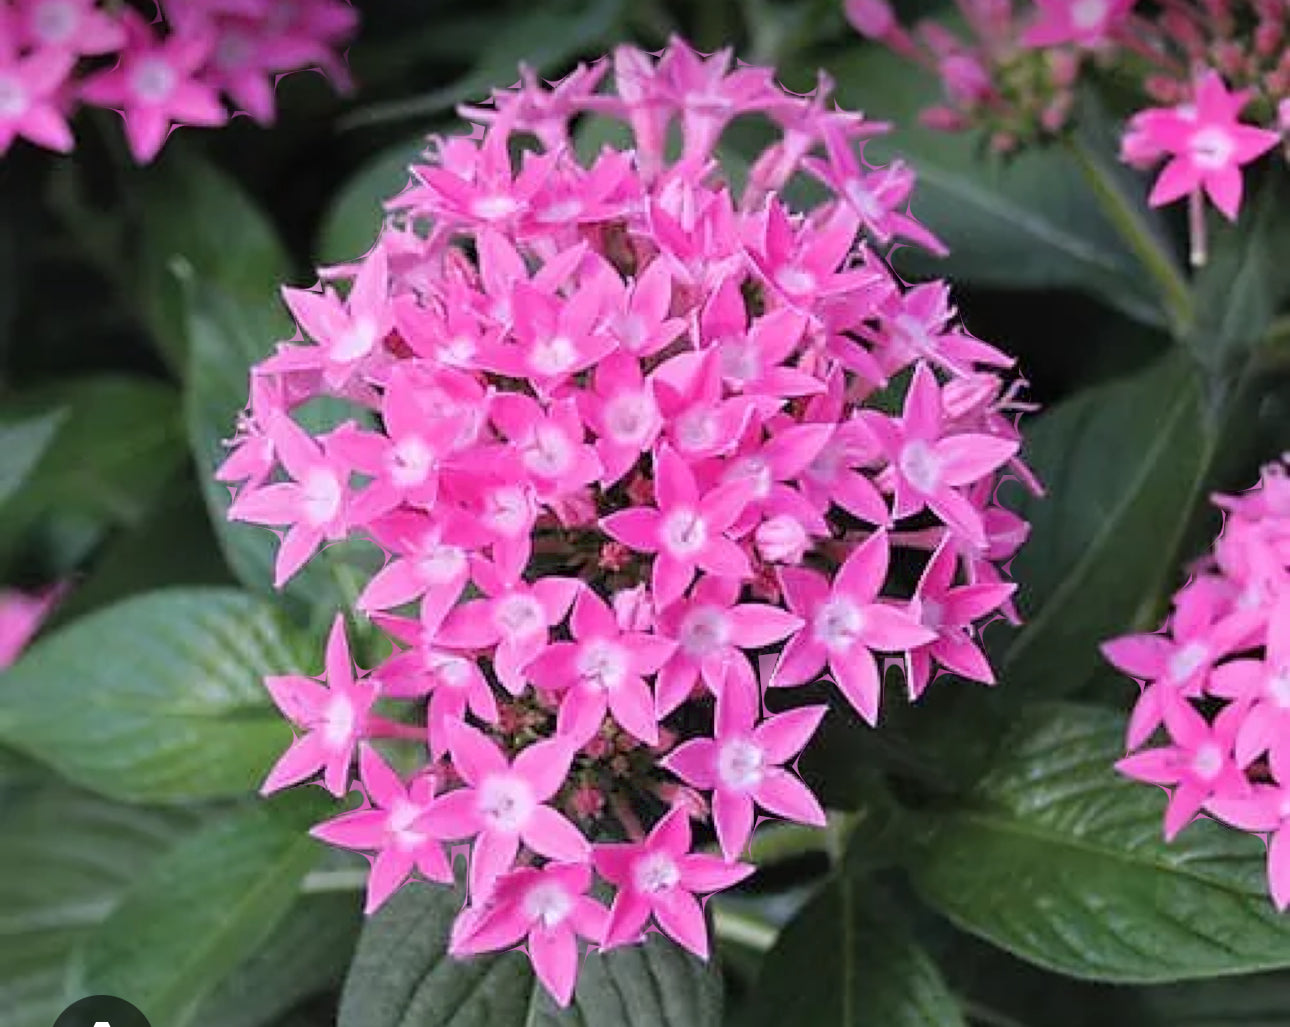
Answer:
top-left (845, 0), bottom-right (896, 39)
top-left (756, 514), bottom-right (809, 564)
top-left (613, 585), bottom-right (655, 632)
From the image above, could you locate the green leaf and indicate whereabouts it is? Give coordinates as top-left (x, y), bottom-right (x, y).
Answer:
top-left (342, 0), bottom-right (626, 129)
top-left (0, 587), bottom-right (304, 803)
top-left (0, 376), bottom-right (186, 568)
top-left (742, 877), bottom-right (965, 1027)
top-left (317, 138), bottom-right (427, 264)
top-left (0, 408), bottom-right (67, 510)
top-left (0, 783), bottom-right (201, 1027)
top-left (194, 890), bottom-right (361, 1027)
top-left (1001, 353), bottom-right (1215, 698)
top-left (823, 46), bottom-right (1169, 326)
top-left (1187, 176), bottom-right (1290, 370)
top-left (339, 880), bottom-right (723, 1026)
top-left (77, 800), bottom-right (323, 1026)
top-left (909, 703), bottom-right (1290, 982)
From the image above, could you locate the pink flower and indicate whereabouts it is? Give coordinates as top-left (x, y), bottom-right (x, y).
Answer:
top-left (80, 11), bottom-right (226, 162)
top-left (450, 862), bottom-right (609, 1007)
top-left (601, 446), bottom-right (754, 608)
top-left (1208, 595), bottom-right (1290, 775)
top-left (227, 413), bottom-right (352, 588)
top-left (0, 45), bottom-right (75, 155)
top-left (261, 614), bottom-right (374, 797)
top-left (0, 584), bottom-right (64, 668)
top-left (1022, 0), bottom-right (1137, 49)
top-left (12, 0), bottom-right (127, 56)
top-left (311, 745), bottom-right (453, 913)
top-left (526, 587), bottom-right (675, 746)
top-left (1139, 71), bottom-right (1280, 221)
top-left (424, 722), bottom-right (590, 897)
top-left (905, 537), bottom-right (1016, 699)
top-left (1117, 699), bottom-right (1247, 840)
top-left (863, 363), bottom-right (1018, 547)
top-left (593, 805), bottom-right (753, 958)
top-left (773, 530), bottom-right (936, 724)
top-left (655, 574), bottom-right (803, 716)
top-left (663, 681), bottom-right (826, 859)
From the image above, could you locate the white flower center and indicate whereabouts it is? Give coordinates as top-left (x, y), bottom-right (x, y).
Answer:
top-left (717, 737), bottom-right (766, 791)
top-left (845, 179), bottom-right (883, 222)
top-left (679, 606), bottom-right (732, 657)
top-left (530, 335), bottom-right (578, 376)
top-left (576, 638), bottom-right (630, 692)
top-left (605, 393), bottom-right (655, 445)
top-left (0, 75), bottom-right (29, 119)
top-left (1167, 641), bottom-right (1208, 684)
top-left (522, 425), bottom-right (573, 478)
top-left (675, 408), bottom-right (719, 453)
top-left (32, 1), bottom-right (78, 45)
top-left (633, 852), bottom-right (680, 894)
top-left (332, 315), bottom-right (379, 363)
top-left (523, 881), bottom-right (574, 928)
top-left (388, 436), bottom-right (434, 487)
top-left (416, 540), bottom-right (466, 584)
top-left (662, 508), bottom-right (708, 557)
top-left (719, 340), bottom-right (761, 384)
top-left (899, 440), bottom-right (942, 494)
top-left (892, 314), bottom-right (933, 357)
top-left (130, 57), bottom-right (177, 104)
top-left (426, 652), bottom-right (472, 689)
top-left (1071, 0), bottom-right (1110, 31)
top-left (322, 694), bottom-right (355, 749)
top-left (442, 335), bottom-right (476, 367)
top-left (726, 455), bottom-right (773, 500)
top-left (477, 774), bottom-right (535, 833)
top-left (301, 468), bottom-right (343, 527)
top-left (484, 485), bottom-right (531, 537)
top-left (538, 199), bottom-right (583, 223)
top-left (1191, 742), bottom-right (1223, 782)
top-left (471, 194), bottom-right (519, 220)
top-left (1189, 126), bottom-right (1234, 171)
top-left (494, 593), bottom-right (545, 640)
top-left (387, 798), bottom-right (427, 850)
top-left (814, 597), bottom-right (865, 653)
top-left (775, 266), bottom-right (816, 296)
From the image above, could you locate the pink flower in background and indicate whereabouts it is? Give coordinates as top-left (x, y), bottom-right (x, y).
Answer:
top-left (1138, 71), bottom-right (1280, 221)
top-left (0, 0), bottom-right (357, 160)
top-left (0, 584), bottom-right (64, 668)
top-left (1022, 0), bottom-right (1137, 49)
top-left (224, 39), bottom-right (1038, 1002)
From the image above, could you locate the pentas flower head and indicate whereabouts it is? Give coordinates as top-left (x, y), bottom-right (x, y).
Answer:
top-left (226, 39), bottom-right (1037, 1005)
top-left (1022, 0), bottom-right (1137, 49)
top-left (1106, 457), bottom-right (1290, 907)
top-left (0, 0), bottom-right (356, 161)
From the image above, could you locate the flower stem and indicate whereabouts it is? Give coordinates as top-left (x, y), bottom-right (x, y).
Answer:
top-left (1066, 134), bottom-right (1194, 336)
top-left (711, 903), bottom-right (780, 953)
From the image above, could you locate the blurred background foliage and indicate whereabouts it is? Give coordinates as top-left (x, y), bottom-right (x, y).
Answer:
top-left (4, 1), bottom-right (1290, 1025)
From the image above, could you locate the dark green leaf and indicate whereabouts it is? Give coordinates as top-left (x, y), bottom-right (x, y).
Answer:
top-left (0, 783), bottom-right (201, 1027)
top-left (195, 889), bottom-right (361, 1027)
top-left (0, 407), bottom-right (67, 510)
top-left (342, 0), bottom-right (626, 129)
top-left (1001, 353), bottom-right (1215, 698)
top-left (77, 800), bottom-right (323, 1026)
top-left (0, 376), bottom-right (186, 567)
top-left (909, 704), bottom-right (1290, 982)
top-left (339, 880), bottom-right (722, 1026)
top-left (742, 877), bottom-right (965, 1027)
top-left (823, 47), bottom-right (1169, 326)
top-left (317, 138), bottom-right (427, 264)
top-left (0, 587), bottom-right (304, 803)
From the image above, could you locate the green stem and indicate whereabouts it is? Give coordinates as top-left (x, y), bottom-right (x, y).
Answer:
top-left (1066, 135), bottom-right (1194, 337)
top-left (711, 904), bottom-right (779, 953)
top-left (301, 868), bottom-right (368, 893)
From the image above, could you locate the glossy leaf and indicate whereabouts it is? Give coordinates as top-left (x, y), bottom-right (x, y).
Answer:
top-left (0, 783), bottom-right (201, 1027)
top-left (78, 799), bottom-right (324, 1026)
top-left (339, 880), bottom-right (722, 1027)
top-left (1001, 353), bottom-right (1215, 698)
top-left (909, 704), bottom-right (1290, 982)
top-left (0, 587), bottom-right (304, 803)
top-left (0, 407), bottom-right (67, 510)
top-left (743, 877), bottom-right (965, 1026)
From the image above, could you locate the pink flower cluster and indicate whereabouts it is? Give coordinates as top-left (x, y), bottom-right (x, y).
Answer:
top-left (1105, 457), bottom-right (1290, 907)
top-left (0, 0), bottom-right (357, 162)
top-left (220, 39), bottom-right (1038, 1005)
top-left (848, 1), bottom-right (1290, 247)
